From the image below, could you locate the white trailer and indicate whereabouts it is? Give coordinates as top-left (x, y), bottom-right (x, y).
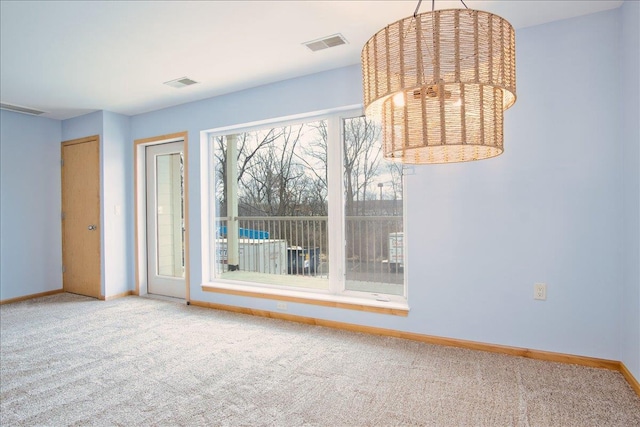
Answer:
top-left (216, 238), bottom-right (287, 275)
top-left (388, 232), bottom-right (404, 272)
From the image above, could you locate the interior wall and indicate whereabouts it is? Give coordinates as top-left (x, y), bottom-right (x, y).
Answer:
top-left (0, 110), bottom-right (62, 300)
top-left (620, 0), bottom-right (640, 380)
top-left (130, 9), bottom-right (628, 361)
top-left (61, 110), bottom-right (134, 298)
top-left (407, 8), bottom-right (623, 359)
top-left (61, 110), bottom-right (103, 142)
top-left (102, 111), bottom-right (133, 297)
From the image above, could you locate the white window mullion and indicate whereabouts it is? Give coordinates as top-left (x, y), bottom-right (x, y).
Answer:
top-left (202, 133), bottom-right (214, 283)
top-left (326, 115), bottom-right (345, 293)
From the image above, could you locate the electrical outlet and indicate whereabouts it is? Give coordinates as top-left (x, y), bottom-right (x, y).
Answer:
top-left (276, 301), bottom-right (287, 310)
top-left (534, 283), bottom-right (547, 301)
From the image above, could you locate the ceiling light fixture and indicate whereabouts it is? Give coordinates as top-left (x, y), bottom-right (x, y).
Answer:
top-left (361, 0), bottom-right (517, 164)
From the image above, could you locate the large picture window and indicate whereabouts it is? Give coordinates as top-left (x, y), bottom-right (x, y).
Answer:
top-left (204, 110), bottom-right (406, 305)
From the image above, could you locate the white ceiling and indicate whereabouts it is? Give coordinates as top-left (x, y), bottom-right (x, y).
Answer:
top-left (0, 0), bottom-right (623, 120)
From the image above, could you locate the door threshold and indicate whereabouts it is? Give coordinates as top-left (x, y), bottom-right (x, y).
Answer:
top-left (142, 294), bottom-right (186, 304)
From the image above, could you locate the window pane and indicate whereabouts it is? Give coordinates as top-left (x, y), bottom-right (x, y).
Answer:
top-left (155, 152), bottom-right (185, 278)
top-left (212, 121), bottom-right (330, 290)
top-left (343, 117), bottom-right (404, 296)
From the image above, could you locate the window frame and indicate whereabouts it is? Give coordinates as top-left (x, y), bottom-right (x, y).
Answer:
top-left (199, 106), bottom-right (409, 314)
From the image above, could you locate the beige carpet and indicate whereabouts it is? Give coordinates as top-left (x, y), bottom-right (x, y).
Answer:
top-left (1, 293), bottom-right (639, 426)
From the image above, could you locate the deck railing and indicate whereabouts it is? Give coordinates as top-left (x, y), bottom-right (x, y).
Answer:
top-left (345, 216), bottom-right (403, 286)
top-left (214, 215), bottom-right (403, 285)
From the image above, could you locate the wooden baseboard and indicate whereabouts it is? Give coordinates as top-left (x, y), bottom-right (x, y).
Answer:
top-left (189, 299), bottom-right (636, 392)
top-left (620, 362), bottom-right (640, 397)
top-left (0, 289), bottom-right (64, 305)
top-left (99, 290), bottom-right (134, 301)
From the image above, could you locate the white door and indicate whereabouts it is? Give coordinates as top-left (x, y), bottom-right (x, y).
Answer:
top-left (146, 141), bottom-right (185, 298)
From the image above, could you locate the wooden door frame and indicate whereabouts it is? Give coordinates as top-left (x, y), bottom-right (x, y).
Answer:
top-left (61, 135), bottom-right (102, 298)
top-left (134, 131), bottom-right (190, 303)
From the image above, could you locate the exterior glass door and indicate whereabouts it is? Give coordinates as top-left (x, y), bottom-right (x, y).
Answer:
top-left (146, 141), bottom-right (185, 298)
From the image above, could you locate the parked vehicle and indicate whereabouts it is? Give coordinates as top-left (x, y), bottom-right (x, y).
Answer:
top-left (287, 246), bottom-right (320, 275)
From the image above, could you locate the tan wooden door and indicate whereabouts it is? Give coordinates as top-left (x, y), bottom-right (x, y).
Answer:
top-left (61, 136), bottom-right (101, 298)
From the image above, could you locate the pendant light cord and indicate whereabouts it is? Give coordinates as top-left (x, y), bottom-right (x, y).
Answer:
top-left (414, 0), bottom-right (469, 16)
top-left (413, 0), bottom-right (422, 17)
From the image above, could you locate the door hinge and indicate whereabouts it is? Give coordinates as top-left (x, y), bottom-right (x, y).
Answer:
top-left (61, 212), bottom-right (65, 220)
top-left (62, 265), bottom-right (66, 273)
top-left (60, 158), bottom-right (64, 166)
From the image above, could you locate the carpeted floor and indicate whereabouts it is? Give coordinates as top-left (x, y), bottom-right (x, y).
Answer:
top-left (1, 293), bottom-right (639, 426)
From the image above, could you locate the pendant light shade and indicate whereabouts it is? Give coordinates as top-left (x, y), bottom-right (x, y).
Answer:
top-left (362, 8), bottom-right (516, 164)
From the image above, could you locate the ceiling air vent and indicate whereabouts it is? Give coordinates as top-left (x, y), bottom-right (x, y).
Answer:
top-left (0, 102), bottom-right (47, 116)
top-left (163, 77), bottom-right (199, 89)
top-left (303, 33), bottom-right (348, 52)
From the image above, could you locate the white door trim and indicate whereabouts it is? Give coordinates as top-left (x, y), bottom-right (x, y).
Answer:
top-left (146, 141), bottom-right (185, 298)
top-left (134, 132), bottom-right (190, 302)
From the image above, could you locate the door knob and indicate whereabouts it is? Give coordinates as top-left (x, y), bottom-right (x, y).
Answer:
top-left (88, 225), bottom-right (97, 231)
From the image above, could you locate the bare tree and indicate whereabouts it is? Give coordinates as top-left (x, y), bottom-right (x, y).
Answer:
top-left (214, 129), bottom-right (282, 216)
top-left (343, 117), bottom-right (382, 216)
top-left (215, 117), bottom-right (395, 220)
top-left (387, 161), bottom-right (404, 215)
top-left (306, 118), bottom-right (383, 216)
top-left (300, 122), bottom-right (328, 216)
top-left (236, 125), bottom-right (310, 216)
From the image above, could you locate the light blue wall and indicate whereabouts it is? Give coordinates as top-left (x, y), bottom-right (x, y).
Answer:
top-left (408, 8), bottom-right (623, 359)
top-left (130, 9), bottom-right (631, 361)
top-left (0, 110), bottom-right (62, 299)
top-left (103, 111), bottom-right (132, 296)
top-left (620, 0), bottom-right (640, 380)
top-left (60, 110), bottom-right (133, 298)
top-left (61, 110), bottom-right (102, 142)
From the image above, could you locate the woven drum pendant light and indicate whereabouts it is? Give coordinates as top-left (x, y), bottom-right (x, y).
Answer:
top-left (361, 5), bottom-right (516, 164)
